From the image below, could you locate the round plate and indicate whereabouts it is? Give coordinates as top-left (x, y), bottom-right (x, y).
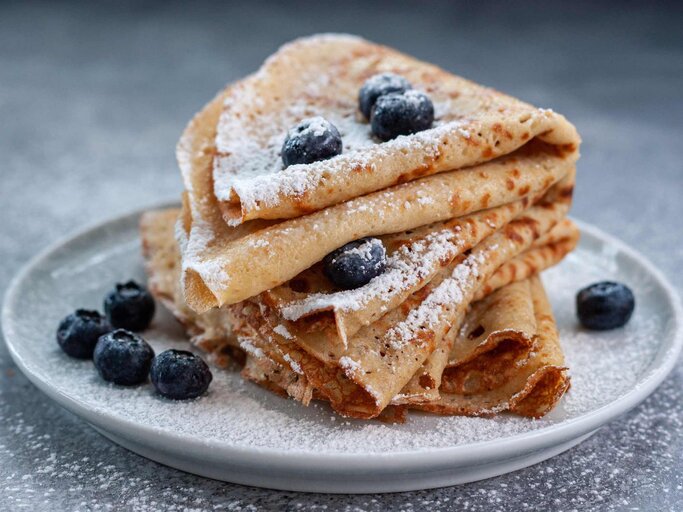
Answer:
top-left (3, 206), bottom-right (682, 493)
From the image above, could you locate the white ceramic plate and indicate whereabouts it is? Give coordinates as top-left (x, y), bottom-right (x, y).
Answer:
top-left (3, 206), bottom-right (682, 493)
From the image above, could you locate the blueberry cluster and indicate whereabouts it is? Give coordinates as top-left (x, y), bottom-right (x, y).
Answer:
top-left (280, 72), bottom-right (434, 167)
top-left (358, 73), bottom-right (411, 119)
top-left (55, 279), bottom-right (212, 400)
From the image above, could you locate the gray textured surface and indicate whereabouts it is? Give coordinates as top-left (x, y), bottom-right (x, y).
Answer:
top-left (1, 1), bottom-right (681, 510)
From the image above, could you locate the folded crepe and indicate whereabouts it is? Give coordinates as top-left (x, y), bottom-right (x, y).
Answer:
top-left (142, 205), bottom-right (577, 419)
top-left (143, 33), bottom-right (580, 422)
top-left (177, 34), bottom-right (580, 312)
top-left (414, 275), bottom-right (570, 418)
top-left (212, 34), bottom-right (579, 224)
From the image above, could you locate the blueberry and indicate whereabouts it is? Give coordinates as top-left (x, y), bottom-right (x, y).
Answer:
top-left (323, 237), bottom-right (387, 289)
top-left (104, 280), bottom-right (155, 332)
top-left (358, 73), bottom-right (412, 120)
top-left (150, 349), bottom-right (212, 400)
top-left (281, 116), bottom-right (343, 167)
top-left (93, 329), bottom-right (154, 385)
top-left (576, 281), bottom-right (635, 330)
top-left (371, 90), bottom-right (434, 141)
top-left (56, 309), bottom-right (111, 359)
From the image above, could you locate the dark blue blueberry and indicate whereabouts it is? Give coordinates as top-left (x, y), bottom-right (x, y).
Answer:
top-left (371, 90), bottom-right (434, 141)
top-left (93, 329), bottom-right (155, 385)
top-left (150, 349), bottom-right (212, 400)
top-left (576, 281), bottom-right (635, 330)
top-left (358, 73), bottom-right (412, 120)
top-left (104, 280), bottom-right (155, 332)
top-left (281, 116), bottom-right (343, 167)
top-left (323, 237), bottom-right (387, 290)
top-left (56, 309), bottom-right (111, 359)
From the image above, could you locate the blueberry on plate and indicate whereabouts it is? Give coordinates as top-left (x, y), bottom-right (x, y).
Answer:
top-left (93, 329), bottom-right (154, 385)
top-left (323, 237), bottom-right (387, 290)
top-left (371, 90), bottom-right (434, 141)
top-left (56, 309), bottom-right (111, 359)
top-left (150, 349), bottom-right (213, 400)
top-left (358, 73), bottom-right (412, 120)
top-left (281, 116), bottom-right (343, 167)
top-left (104, 280), bottom-right (155, 332)
top-left (576, 281), bottom-right (635, 330)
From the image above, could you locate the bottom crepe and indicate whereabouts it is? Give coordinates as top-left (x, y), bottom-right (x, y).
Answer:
top-left (141, 208), bottom-right (573, 421)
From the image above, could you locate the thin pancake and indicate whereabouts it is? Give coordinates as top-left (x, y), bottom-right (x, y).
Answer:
top-left (413, 275), bottom-right (569, 418)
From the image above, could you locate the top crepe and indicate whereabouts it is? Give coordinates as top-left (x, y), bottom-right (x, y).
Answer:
top-left (212, 34), bottom-right (579, 225)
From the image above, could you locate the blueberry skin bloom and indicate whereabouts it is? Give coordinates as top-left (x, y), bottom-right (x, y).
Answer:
top-left (371, 90), bottom-right (435, 141)
top-left (576, 281), bottom-right (635, 330)
top-left (281, 116), bottom-right (343, 167)
top-left (358, 73), bottom-right (412, 120)
top-left (93, 329), bottom-right (155, 385)
top-left (150, 349), bottom-right (213, 400)
top-left (56, 309), bottom-right (111, 359)
top-left (323, 237), bottom-right (387, 290)
top-left (104, 280), bottom-right (155, 332)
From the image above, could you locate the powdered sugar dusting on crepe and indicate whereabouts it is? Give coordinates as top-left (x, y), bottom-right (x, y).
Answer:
top-left (239, 337), bottom-right (264, 358)
top-left (283, 354), bottom-right (303, 374)
top-left (273, 324), bottom-right (293, 340)
top-left (338, 356), bottom-right (361, 377)
top-left (280, 226), bottom-right (467, 321)
top-left (215, 120), bottom-right (466, 213)
top-left (385, 249), bottom-right (489, 349)
top-left (181, 220), bottom-right (230, 293)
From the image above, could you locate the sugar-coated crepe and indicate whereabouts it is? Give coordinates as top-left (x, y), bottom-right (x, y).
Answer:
top-left (141, 203), bottom-right (576, 419)
top-left (212, 34), bottom-right (579, 224)
top-left (177, 35), bottom-right (580, 313)
top-left (142, 209), bottom-right (570, 419)
top-left (262, 175), bottom-right (575, 348)
top-left (232, 199), bottom-right (571, 418)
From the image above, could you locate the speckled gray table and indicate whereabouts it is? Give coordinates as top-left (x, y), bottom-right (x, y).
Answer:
top-left (1, 1), bottom-right (681, 510)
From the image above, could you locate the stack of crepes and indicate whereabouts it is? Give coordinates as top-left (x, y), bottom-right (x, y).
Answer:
top-left (141, 34), bottom-right (580, 422)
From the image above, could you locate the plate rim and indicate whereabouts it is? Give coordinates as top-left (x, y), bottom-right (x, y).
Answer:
top-left (2, 202), bottom-right (682, 473)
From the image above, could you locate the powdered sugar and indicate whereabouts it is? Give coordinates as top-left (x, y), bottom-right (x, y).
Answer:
top-left (282, 354), bottom-right (302, 374)
top-left (291, 116), bottom-right (330, 138)
top-left (385, 249), bottom-right (487, 349)
top-left (329, 238), bottom-right (385, 272)
top-left (179, 216), bottom-right (230, 295)
top-left (273, 324), bottom-right (293, 340)
top-left (214, 117), bottom-right (465, 212)
top-left (338, 356), bottom-right (362, 377)
top-left (239, 338), bottom-right (264, 358)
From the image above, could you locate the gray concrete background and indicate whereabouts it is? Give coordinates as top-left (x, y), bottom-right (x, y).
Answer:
top-left (1, 1), bottom-right (682, 510)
